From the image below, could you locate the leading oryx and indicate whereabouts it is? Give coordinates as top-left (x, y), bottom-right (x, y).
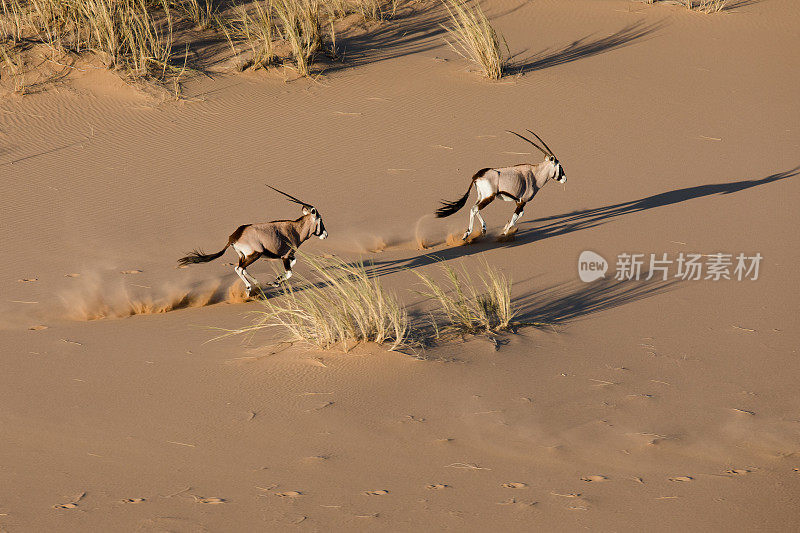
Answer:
top-left (435, 129), bottom-right (566, 241)
top-left (177, 186), bottom-right (327, 296)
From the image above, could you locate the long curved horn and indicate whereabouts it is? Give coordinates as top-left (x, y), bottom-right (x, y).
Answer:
top-left (266, 185), bottom-right (311, 207)
top-left (506, 130), bottom-right (548, 157)
top-left (525, 129), bottom-right (554, 156)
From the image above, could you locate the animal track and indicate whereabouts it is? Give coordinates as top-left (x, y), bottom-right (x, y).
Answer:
top-left (120, 498), bottom-right (146, 503)
top-left (193, 496), bottom-right (225, 504)
top-left (275, 491), bottom-right (303, 498)
top-left (426, 484), bottom-right (449, 490)
top-left (669, 476), bottom-right (694, 482)
top-left (581, 475), bottom-right (608, 483)
top-left (53, 502), bottom-right (78, 509)
top-left (501, 482), bottom-right (528, 489)
top-left (363, 490), bottom-right (389, 496)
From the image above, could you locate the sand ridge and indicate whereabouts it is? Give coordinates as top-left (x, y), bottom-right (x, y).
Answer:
top-left (1, 0), bottom-right (799, 530)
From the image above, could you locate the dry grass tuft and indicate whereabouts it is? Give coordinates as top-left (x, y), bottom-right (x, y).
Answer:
top-left (441, 0), bottom-right (507, 80)
top-left (684, 0), bottom-right (727, 13)
top-left (220, 1), bottom-right (277, 70)
top-left (225, 254), bottom-right (409, 352)
top-left (415, 261), bottom-right (515, 336)
top-left (273, 0), bottom-right (323, 76)
top-left (0, 0), bottom-right (175, 79)
top-left (0, 41), bottom-right (25, 93)
top-left (173, 0), bottom-right (215, 28)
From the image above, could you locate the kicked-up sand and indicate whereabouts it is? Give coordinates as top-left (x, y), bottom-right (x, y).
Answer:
top-left (1, 0), bottom-right (799, 530)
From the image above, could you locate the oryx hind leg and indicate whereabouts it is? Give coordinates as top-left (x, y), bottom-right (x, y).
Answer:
top-left (236, 252), bottom-right (262, 296)
top-left (463, 194), bottom-right (495, 241)
top-left (502, 201), bottom-right (526, 235)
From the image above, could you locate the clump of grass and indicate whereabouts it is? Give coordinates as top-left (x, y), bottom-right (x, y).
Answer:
top-left (415, 261), bottom-right (516, 336)
top-left (227, 254), bottom-right (409, 352)
top-left (0, 41), bottom-right (25, 93)
top-left (685, 0), bottom-right (727, 13)
top-left (441, 0), bottom-right (507, 80)
top-left (0, 0), bottom-right (174, 78)
top-left (273, 0), bottom-right (322, 76)
top-left (220, 1), bottom-right (277, 70)
top-left (172, 0), bottom-right (215, 29)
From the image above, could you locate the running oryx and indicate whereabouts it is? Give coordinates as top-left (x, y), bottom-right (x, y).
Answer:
top-left (177, 186), bottom-right (328, 296)
top-left (435, 129), bottom-right (566, 240)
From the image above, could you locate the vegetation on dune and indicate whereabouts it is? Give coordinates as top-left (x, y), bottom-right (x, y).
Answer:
top-left (440, 0), bottom-right (507, 80)
top-left (218, 254), bottom-right (532, 354)
top-left (638, 0), bottom-right (729, 13)
top-left (220, 255), bottom-right (410, 352)
top-left (415, 261), bottom-right (516, 336)
top-left (0, 0), bottom-right (402, 93)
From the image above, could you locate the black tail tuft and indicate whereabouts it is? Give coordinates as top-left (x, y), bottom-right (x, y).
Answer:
top-left (177, 247), bottom-right (226, 266)
top-left (435, 185), bottom-right (473, 218)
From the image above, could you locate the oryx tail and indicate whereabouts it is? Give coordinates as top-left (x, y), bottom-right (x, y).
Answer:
top-left (435, 169), bottom-right (489, 218)
top-left (177, 225), bottom-right (249, 266)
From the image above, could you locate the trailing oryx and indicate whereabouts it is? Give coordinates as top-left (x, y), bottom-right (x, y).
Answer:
top-left (177, 186), bottom-right (327, 296)
top-left (435, 129), bottom-right (566, 240)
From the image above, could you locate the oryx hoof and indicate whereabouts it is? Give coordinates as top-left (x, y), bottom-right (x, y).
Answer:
top-left (462, 232), bottom-right (471, 241)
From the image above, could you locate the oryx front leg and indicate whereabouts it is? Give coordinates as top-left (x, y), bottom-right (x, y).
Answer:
top-left (502, 202), bottom-right (526, 235)
top-left (273, 256), bottom-right (297, 286)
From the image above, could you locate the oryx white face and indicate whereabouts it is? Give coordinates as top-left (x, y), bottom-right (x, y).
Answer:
top-left (302, 206), bottom-right (328, 239)
top-left (546, 155), bottom-right (566, 184)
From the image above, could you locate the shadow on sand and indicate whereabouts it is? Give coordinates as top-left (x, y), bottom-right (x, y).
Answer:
top-left (513, 276), bottom-right (677, 327)
top-left (510, 20), bottom-right (663, 75)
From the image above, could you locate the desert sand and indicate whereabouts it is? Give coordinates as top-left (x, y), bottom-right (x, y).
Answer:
top-left (1, 0), bottom-right (799, 531)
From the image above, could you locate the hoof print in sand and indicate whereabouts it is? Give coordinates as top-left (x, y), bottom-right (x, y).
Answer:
top-left (363, 489), bottom-right (389, 496)
top-left (120, 269), bottom-right (143, 275)
top-left (581, 475), bottom-right (608, 483)
top-left (668, 476), bottom-right (693, 482)
top-left (29, 324), bottom-right (48, 331)
top-left (120, 498), bottom-right (146, 503)
top-left (426, 484), bottom-right (449, 490)
top-left (194, 496), bottom-right (225, 504)
top-left (275, 491), bottom-right (303, 498)
top-left (725, 469), bottom-right (752, 475)
top-left (54, 492), bottom-right (85, 509)
top-left (53, 502), bottom-right (79, 509)
top-left (501, 482), bottom-right (528, 489)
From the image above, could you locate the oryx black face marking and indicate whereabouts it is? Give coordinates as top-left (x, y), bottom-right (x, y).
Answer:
top-left (177, 186), bottom-right (327, 297)
top-left (435, 129), bottom-right (567, 240)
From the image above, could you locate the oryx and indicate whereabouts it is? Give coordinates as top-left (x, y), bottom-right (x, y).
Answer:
top-left (177, 186), bottom-right (327, 296)
top-left (435, 129), bottom-right (566, 240)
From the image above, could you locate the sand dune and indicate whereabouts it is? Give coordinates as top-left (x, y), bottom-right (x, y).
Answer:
top-left (1, 0), bottom-right (799, 531)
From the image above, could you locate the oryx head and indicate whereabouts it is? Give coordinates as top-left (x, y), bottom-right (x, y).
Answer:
top-left (267, 185), bottom-right (328, 239)
top-left (507, 129), bottom-right (567, 184)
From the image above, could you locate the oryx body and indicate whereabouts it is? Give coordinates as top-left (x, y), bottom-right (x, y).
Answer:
top-left (435, 130), bottom-right (566, 240)
top-left (178, 187), bottom-right (327, 296)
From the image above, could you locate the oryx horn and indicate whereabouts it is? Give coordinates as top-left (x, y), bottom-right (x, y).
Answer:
top-left (525, 129), bottom-right (555, 156)
top-left (266, 185), bottom-right (311, 207)
top-left (506, 130), bottom-right (548, 157)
